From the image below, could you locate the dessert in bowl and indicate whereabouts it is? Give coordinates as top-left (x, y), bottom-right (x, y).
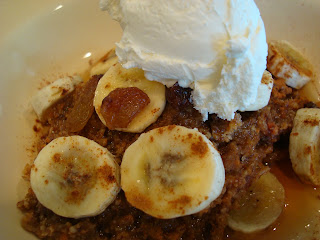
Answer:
top-left (1, 0), bottom-right (320, 239)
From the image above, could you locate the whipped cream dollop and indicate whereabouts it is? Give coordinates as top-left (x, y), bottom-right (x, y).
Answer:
top-left (100, 0), bottom-right (268, 120)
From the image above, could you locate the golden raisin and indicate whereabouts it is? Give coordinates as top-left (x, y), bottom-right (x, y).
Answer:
top-left (101, 87), bottom-right (150, 129)
top-left (64, 76), bottom-right (100, 132)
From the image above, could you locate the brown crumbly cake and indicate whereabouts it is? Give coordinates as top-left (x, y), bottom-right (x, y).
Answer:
top-left (18, 75), bottom-right (308, 239)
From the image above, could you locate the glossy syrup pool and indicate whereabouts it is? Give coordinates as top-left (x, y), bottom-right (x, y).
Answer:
top-left (225, 158), bottom-right (320, 240)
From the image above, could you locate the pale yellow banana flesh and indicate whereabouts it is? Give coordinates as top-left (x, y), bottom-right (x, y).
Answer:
top-left (30, 135), bottom-right (120, 219)
top-left (90, 48), bottom-right (118, 77)
top-left (121, 125), bottom-right (225, 219)
top-left (227, 172), bottom-right (285, 233)
top-left (301, 79), bottom-right (320, 104)
top-left (267, 40), bottom-right (314, 89)
top-left (289, 108), bottom-right (320, 186)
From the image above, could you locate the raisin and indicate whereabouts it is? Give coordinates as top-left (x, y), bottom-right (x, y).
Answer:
top-left (166, 83), bottom-right (193, 109)
top-left (64, 75), bottom-right (100, 132)
top-left (101, 87), bottom-right (150, 129)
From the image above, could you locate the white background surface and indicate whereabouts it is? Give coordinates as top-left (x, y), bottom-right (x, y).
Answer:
top-left (0, 0), bottom-right (319, 239)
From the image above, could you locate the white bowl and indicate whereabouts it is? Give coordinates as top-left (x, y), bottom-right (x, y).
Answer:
top-left (0, 0), bottom-right (319, 239)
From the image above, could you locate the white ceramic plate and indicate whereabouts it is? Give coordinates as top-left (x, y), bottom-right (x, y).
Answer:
top-left (0, 0), bottom-right (319, 239)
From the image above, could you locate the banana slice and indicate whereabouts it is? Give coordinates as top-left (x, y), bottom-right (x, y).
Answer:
top-left (31, 75), bottom-right (83, 120)
top-left (121, 125), bottom-right (225, 219)
top-left (94, 63), bottom-right (166, 133)
top-left (301, 78), bottom-right (320, 103)
top-left (289, 108), bottom-right (320, 186)
top-left (239, 70), bottom-right (273, 112)
top-left (30, 135), bottom-right (120, 219)
top-left (90, 48), bottom-right (118, 77)
top-left (227, 172), bottom-right (285, 233)
top-left (267, 40), bottom-right (314, 89)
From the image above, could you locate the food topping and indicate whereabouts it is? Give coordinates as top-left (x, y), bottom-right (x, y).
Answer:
top-left (64, 75), bottom-right (100, 132)
top-left (121, 125), bottom-right (225, 219)
top-left (101, 87), bottom-right (150, 129)
top-left (31, 75), bottom-right (82, 120)
top-left (267, 40), bottom-right (314, 89)
top-left (289, 108), bottom-right (320, 186)
top-left (94, 63), bottom-right (166, 133)
top-left (239, 70), bottom-right (274, 112)
top-left (227, 172), bottom-right (285, 233)
top-left (90, 48), bottom-right (118, 77)
top-left (101, 0), bottom-right (268, 120)
top-left (43, 75), bottom-right (100, 137)
top-left (30, 135), bottom-right (120, 219)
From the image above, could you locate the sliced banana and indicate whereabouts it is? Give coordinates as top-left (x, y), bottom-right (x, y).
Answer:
top-left (90, 48), bottom-right (118, 77)
top-left (301, 78), bottom-right (320, 103)
top-left (31, 75), bottom-right (83, 120)
top-left (30, 135), bottom-right (120, 219)
top-left (94, 63), bottom-right (166, 133)
top-left (227, 172), bottom-right (285, 233)
top-left (267, 40), bottom-right (314, 89)
top-left (121, 125), bottom-right (225, 219)
top-left (289, 108), bottom-right (320, 186)
top-left (239, 70), bottom-right (273, 112)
